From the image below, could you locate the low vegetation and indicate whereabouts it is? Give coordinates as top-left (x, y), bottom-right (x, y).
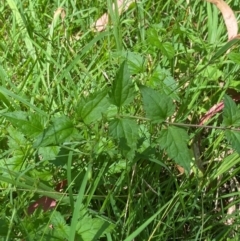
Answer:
top-left (1, 0), bottom-right (240, 240)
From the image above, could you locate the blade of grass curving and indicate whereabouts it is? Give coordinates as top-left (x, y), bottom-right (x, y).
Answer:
top-left (213, 152), bottom-right (240, 179)
top-left (69, 164), bottom-right (91, 241)
top-left (0, 86), bottom-right (47, 115)
top-left (209, 37), bottom-right (240, 63)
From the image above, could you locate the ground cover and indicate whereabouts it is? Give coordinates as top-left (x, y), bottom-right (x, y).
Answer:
top-left (1, 0), bottom-right (240, 240)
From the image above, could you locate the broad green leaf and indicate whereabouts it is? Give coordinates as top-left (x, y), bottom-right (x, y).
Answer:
top-left (3, 111), bottom-right (45, 138)
top-left (148, 66), bottom-right (179, 101)
top-left (147, 28), bottom-right (161, 48)
top-left (110, 61), bottom-right (135, 107)
top-left (158, 126), bottom-right (192, 173)
top-left (77, 89), bottom-right (110, 124)
top-left (76, 208), bottom-right (114, 240)
top-left (33, 116), bottom-right (76, 147)
top-left (109, 118), bottom-right (138, 149)
top-left (146, 28), bottom-right (174, 59)
top-left (108, 160), bottom-right (130, 174)
top-left (50, 147), bottom-right (70, 166)
top-left (140, 86), bottom-right (175, 123)
top-left (222, 95), bottom-right (240, 127)
top-left (77, 216), bottom-right (114, 240)
top-left (160, 42), bottom-right (175, 60)
top-left (225, 130), bottom-right (240, 154)
top-left (50, 211), bottom-right (70, 240)
top-left (38, 146), bottom-right (60, 161)
top-left (200, 65), bottom-right (222, 81)
top-left (228, 52), bottom-right (240, 65)
top-left (118, 51), bottom-right (146, 74)
top-left (6, 126), bottom-right (29, 170)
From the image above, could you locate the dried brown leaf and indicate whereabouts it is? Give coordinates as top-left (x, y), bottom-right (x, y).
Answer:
top-left (54, 7), bottom-right (66, 22)
top-left (92, 0), bottom-right (134, 32)
top-left (93, 13), bottom-right (109, 32)
top-left (206, 0), bottom-right (238, 40)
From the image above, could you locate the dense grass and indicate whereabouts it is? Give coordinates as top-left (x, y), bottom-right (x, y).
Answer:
top-left (1, 0), bottom-right (240, 240)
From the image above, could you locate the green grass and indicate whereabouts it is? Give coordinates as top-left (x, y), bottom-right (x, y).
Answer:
top-left (1, 0), bottom-right (240, 240)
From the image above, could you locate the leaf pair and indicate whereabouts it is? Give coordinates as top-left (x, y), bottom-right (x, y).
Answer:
top-left (108, 62), bottom-right (192, 171)
top-left (140, 86), bottom-right (192, 173)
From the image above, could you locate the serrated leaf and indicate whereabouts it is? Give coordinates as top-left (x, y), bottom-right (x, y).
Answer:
top-left (160, 42), bottom-right (175, 59)
top-left (33, 116), bottom-right (76, 147)
top-left (77, 89), bottom-right (110, 124)
top-left (225, 130), bottom-right (240, 154)
top-left (148, 66), bottom-right (179, 101)
top-left (38, 146), bottom-right (60, 161)
top-left (50, 211), bottom-right (69, 239)
top-left (118, 51), bottom-right (146, 74)
top-left (228, 52), bottom-right (240, 65)
top-left (6, 126), bottom-right (28, 170)
top-left (158, 126), bottom-right (192, 173)
top-left (109, 118), bottom-right (138, 149)
top-left (147, 28), bottom-right (161, 48)
top-left (140, 86), bottom-right (175, 123)
top-left (76, 211), bottom-right (114, 240)
top-left (223, 95), bottom-right (240, 126)
top-left (146, 29), bottom-right (174, 59)
top-left (3, 111), bottom-right (44, 138)
top-left (110, 61), bottom-right (135, 107)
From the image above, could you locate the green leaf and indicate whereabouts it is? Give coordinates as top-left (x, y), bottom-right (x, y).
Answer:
top-left (118, 51), bottom-right (146, 74)
top-left (222, 95), bottom-right (240, 127)
top-left (140, 86), bottom-right (175, 123)
top-left (50, 211), bottom-right (70, 240)
top-left (109, 118), bottom-right (138, 159)
top-left (33, 116), bottom-right (76, 147)
top-left (110, 61), bottom-right (135, 107)
top-left (76, 209), bottom-right (114, 240)
top-left (148, 66), bottom-right (179, 101)
top-left (38, 146), bottom-right (60, 161)
top-left (2, 111), bottom-right (45, 138)
top-left (6, 126), bottom-right (29, 170)
top-left (225, 130), bottom-right (240, 154)
top-left (200, 65), bottom-right (223, 81)
top-left (158, 126), bottom-right (192, 173)
top-left (228, 52), bottom-right (240, 65)
top-left (147, 28), bottom-right (162, 48)
top-left (109, 118), bottom-right (138, 149)
top-left (77, 89), bottom-right (110, 124)
top-left (146, 28), bottom-right (174, 59)
top-left (160, 42), bottom-right (175, 59)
